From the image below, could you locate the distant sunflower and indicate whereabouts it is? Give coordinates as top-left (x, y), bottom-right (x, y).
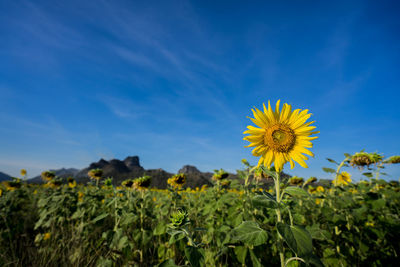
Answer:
top-left (333, 171), bottom-right (351, 186)
top-left (167, 173), bottom-right (186, 189)
top-left (133, 176), bottom-right (151, 191)
top-left (243, 100), bottom-right (319, 172)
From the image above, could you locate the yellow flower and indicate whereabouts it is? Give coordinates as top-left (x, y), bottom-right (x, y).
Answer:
top-left (33, 189), bottom-right (38, 195)
top-left (20, 169), bottom-right (27, 177)
top-left (333, 171), bottom-right (352, 186)
top-left (132, 176), bottom-right (151, 191)
top-left (78, 191), bottom-right (84, 202)
top-left (69, 181), bottom-right (77, 188)
top-left (0, 188), bottom-right (2, 197)
top-left (365, 221), bottom-right (374, 227)
top-left (167, 174), bottom-right (186, 189)
top-left (43, 232), bottom-right (51, 240)
top-left (41, 171), bottom-right (55, 182)
top-left (308, 187), bottom-right (317, 194)
top-left (316, 186), bottom-right (325, 193)
top-left (88, 168), bottom-right (103, 180)
top-left (315, 198), bottom-right (322, 205)
top-left (349, 188), bottom-right (358, 194)
top-left (243, 100), bottom-right (319, 172)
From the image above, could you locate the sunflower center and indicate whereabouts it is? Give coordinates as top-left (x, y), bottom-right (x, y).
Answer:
top-left (264, 124), bottom-right (296, 152)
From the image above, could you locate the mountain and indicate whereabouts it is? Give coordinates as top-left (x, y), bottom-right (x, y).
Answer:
top-left (25, 155), bottom-right (292, 189)
top-left (0, 171), bottom-right (12, 182)
top-left (28, 168), bottom-right (80, 183)
top-left (74, 156), bottom-right (145, 184)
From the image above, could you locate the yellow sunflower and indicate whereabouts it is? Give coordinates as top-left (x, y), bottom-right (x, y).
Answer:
top-left (243, 100), bottom-right (319, 172)
top-left (333, 171), bottom-right (351, 186)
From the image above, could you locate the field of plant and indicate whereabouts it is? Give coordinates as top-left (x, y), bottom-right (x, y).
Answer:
top-left (1, 165), bottom-right (399, 267)
top-left (1, 101), bottom-right (399, 267)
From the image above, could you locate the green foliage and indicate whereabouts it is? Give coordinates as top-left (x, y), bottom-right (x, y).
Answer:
top-left (0, 179), bottom-right (399, 266)
top-left (231, 221), bottom-right (268, 246)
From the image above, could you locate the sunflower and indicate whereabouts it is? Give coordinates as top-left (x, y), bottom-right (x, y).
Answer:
top-left (288, 176), bottom-right (304, 186)
top-left (88, 169), bottom-right (103, 180)
top-left (167, 173), bottom-right (186, 189)
top-left (41, 171), bottom-right (55, 182)
top-left (332, 171), bottom-right (351, 186)
top-left (212, 169), bottom-right (229, 181)
top-left (43, 232), bottom-right (51, 241)
top-left (243, 100), bottom-right (319, 172)
top-left (132, 176), bottom-right (151, 191)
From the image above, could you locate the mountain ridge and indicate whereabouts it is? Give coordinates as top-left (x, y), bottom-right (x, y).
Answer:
top-left (26, 156), bottom-right (219, 188)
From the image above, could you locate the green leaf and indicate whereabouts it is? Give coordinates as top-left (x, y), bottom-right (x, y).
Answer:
top-left (184, 246), bottom-right (204, 267)
top-left (362, 172), bottom-right (373, 178)
top-left (168, 231), bottom-right (186, 245)
top-left (252, 195), bottom-right (277, 209)
top-left (92, 213), bottom-right (108, 224)
top-left (231, 221), bottom-right (268, 246)
top-left (71, 209), bottom-right (85, 220)
top-left (249, 249), bottom-right (262, 267)
top-left (234, 246), bottom-right (248, 264)
top-left (120, 214), bottom-right (137, 226)
top-left (371, 199), bottom-right (386, 210)
top-left (154, 223), bottom-right (167, 235)
top-left (322, 167), bottom-right (336, 174)
top-left (259, 166), bottom-right (277, 179)
top-left (117, 236), bottom-right (128, 250)
top-left (308, 254), bottom-right (325, 267)
top-left (306, 224), bottom-right (331, 241)
top-left (277, 223), bottom-right (312, 258)
top-left (344, 153), bottom-right (351, 158)
top-left (326, 158), bottom-right (339, 165)
top-left (157, 259), bottom-right (179, 267)
top-left (283, 187), bottom-right (309, 198)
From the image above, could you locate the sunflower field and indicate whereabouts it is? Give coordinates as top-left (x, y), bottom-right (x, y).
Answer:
top-left (1, 175), bottom-right (399, 267)
top-left (1, 100), bottom-right (399, 266)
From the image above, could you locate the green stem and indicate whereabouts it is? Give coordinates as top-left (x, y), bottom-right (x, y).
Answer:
top-left (376, 163), bottom-right (383, 180)
top-left (275, 171), bottom-right (285, 267)
top-left (140, 190), bottom-right (144, 263)
top-left (335, 157), bottom-right (349, 186)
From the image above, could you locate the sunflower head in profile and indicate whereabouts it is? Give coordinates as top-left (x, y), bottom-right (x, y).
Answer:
top-left (384, 155), bottom-right (400, 164)
top-left (288, 176), bottom-right (304, 186)
top-left (41, 171), bottom-right (56, 182)
top-left (350, 151), bottom-right (383, 169)
top-left (88, 169), bottom-right (103, 180)
top-left (167, 173), bottom-right (186, 189)
top-left (243, 100), bottom-right (319, 172)
top-left (133, 176), bottom-right (151, 191)
top-left (212, 169), bottom-right (229, 181)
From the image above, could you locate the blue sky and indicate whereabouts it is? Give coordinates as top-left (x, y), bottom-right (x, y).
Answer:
top-left (1, 0), bottom-right (399, 181)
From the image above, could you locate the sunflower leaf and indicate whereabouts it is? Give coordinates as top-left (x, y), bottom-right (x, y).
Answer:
top-left (326, 158), bottom-right (339, 165)
top-left (252, 194), bottom-right (277, 209)
top-left (231, 221), bottom-right (268, 246)
top-left (277, 223), bottom-right (313, 259)
top-left (362, 172), bottom-right (373, 178)
top-left (283, 187), bottom-right (309, 198)
top-left (322, 167), bottom-right (336, 174)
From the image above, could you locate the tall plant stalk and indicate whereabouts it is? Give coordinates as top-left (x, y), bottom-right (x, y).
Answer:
top-left (274, 171), bottom-right (285, 267)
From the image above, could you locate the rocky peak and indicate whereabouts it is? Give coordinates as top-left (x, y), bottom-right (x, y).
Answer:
top-left (124, 156), bottom-right (141, 169)
top-left (89, 158), bottom-right (109, 169)
top-left (109, 159), bottom-right (130, 173)
top-left (178, 165), bottom-right (201, 174)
